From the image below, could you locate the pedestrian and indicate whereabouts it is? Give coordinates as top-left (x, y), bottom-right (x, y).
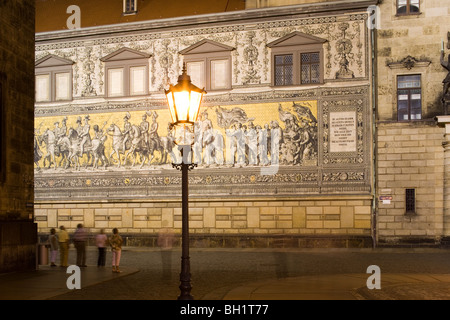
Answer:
top-left (109, 228), bottom-right (123, 273)
top-left (73, 223), bottom-right (88, 267)
top-left (49, 228), bottom-right (58, 267)
top-left (157, 226), bottom-right (175, 280)
top-left (95, 229), bottom-right (107, 267)
top-left (58, 226), bottom-right (69, 267)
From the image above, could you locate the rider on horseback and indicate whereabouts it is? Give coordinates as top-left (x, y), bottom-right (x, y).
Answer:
top-left (79, 115), bottom-right (91, 156)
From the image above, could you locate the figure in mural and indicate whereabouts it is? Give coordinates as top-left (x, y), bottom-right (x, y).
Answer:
top-left (75, 116), bottom-right (83, 136)
top-left (39, 128), bottom-right (57, 169)
top-left (123, 123), bottom-right (143, 165)
top-left (91, 123), bottom-right (109, 169)
top-left (122, 112), bottom-right (132, 154)
top-left (34, 127), bottom-right (43, 170)
top-left (108, 122), bottom-right (129, 167)
top-left (59, 117), bottom-right (68, 140)
top-left (246, 122), bottom-right (258, 165)
top-left (203, 127), bottom-right (224, 167)
top-left (193, 121), bottom-right (203, 164)
top-left (256, 124), bottom-right (269, 166)
top-left (140, 112), bottom-right (150, 145)
top-left (225, 125), bottom-right (236, 166)
top-left (270, 120), bottom-right (282, 165)
top-left (148, 111), bottom-right (161, 153)
top-left (161, 122), bottom-right (177, 164)
top-left (231, 122), bottom-right (246, 167)
top-left (79, 115), bottom-right (92, 159)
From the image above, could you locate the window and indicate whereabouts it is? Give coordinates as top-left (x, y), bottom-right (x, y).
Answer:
top-left (180, 39), bottom-right (234, 91)
top-left (123, 0), bottom-right (137, 14)
top-left (397, 74), bottom-right (421, 121)
top-left (35, 74), bottom-right (50, 102)
top-left (274, 54), bottom-right (293, 86)
top-left (301, 52), bottom-right (321, 84)
top-left (101, 47), bottom-right (151, 97)
top-left (35, 55), bottom-right (74, 102)
top-left (397, 0), bottom-right (420, 15)
top-left (405, 188), bottom-right (416, 214)
top-left (267, 32), bottom-right (326, 87)
top-left (108, 68), bottom-right (124, 97)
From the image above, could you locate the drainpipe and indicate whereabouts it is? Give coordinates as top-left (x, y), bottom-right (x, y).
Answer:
top-left (370, 3), bottom-right (379, 249)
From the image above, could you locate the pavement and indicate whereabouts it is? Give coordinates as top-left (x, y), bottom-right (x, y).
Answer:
top-left (0, 265), bottom-right (139, 300)
top-left (2, 247), bottom-right (450, 300)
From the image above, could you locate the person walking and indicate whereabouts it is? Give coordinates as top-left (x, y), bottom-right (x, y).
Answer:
top-left (109, 228), bottom-right (123, 273)
top-left (58, 226), bottom-right (69, 267)
top-left (73, 223), bottom-right (88, 267)
top-left (49, 228), bottom-right (58, 267)
top-left (95, 229), bottom-right (107, 267)
top-left (157, 226), bottom-right (175, 280)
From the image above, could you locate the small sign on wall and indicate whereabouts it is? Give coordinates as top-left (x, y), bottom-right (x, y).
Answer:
top-left (379, 195), bottom-right (392, 204)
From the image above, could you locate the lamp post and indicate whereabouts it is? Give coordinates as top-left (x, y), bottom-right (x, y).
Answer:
top-left (165, 63), bottom-right (206, 300)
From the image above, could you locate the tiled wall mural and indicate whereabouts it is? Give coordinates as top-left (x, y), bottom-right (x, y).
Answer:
top-left (34, 13), bottom-right (371, 200)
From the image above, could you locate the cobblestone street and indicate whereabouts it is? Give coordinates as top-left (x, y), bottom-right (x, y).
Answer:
top-left (48, 247), bottom-right (450, 300)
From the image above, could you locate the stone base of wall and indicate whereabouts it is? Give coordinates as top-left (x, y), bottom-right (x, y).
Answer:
top-left (0, 221), bottom-right (38, 273)
top-left (39, 232), bottom-right (374, 249)
top-left (377, 236), bottom-right (450, 248)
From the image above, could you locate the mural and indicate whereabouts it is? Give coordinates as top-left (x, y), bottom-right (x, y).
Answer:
top-left (34, 101), bottom-right (318, 172)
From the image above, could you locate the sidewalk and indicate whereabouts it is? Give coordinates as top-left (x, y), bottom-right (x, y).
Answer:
top-left (2, 247), bottom-right (450, 300)
top-left (2, 267), bottom-right (450, 300)
top-left (203, 273), bottom-right (450, 300)
top-left (0, 265), bottom-right (138, 300)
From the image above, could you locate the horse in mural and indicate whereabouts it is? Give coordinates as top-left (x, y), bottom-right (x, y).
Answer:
top-left (55, 135), bottom-right (72, 169)
top-left (66, 128), bottom-right (97, 170)
top-left (107, 124), bottom-right (129, 167)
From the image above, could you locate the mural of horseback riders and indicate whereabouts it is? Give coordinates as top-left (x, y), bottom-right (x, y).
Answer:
top-left (34, 101), bottom-right (318, 172)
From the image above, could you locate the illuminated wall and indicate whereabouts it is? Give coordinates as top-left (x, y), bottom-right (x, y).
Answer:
top-left (34, 3), bottom-right (374, 247)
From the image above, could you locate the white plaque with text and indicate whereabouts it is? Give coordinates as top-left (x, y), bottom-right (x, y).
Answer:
top-left (330, 111), bottom-right (357, 153)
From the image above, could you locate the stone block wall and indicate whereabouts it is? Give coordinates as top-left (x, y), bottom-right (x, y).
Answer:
top-left (0, 0), bottom-right (37, 272)
top-left (377, 122), bottom-right (445, 243)
top-left (35, 196), bottom-right (373, 248)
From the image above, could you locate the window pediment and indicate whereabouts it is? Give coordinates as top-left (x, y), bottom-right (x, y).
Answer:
top-left (267, 31), bottom-right (327, 48)
top-left (35, 54), bottom-right (74, 68)
top-left (179, 39), bottom-right (235, 55)
top-left (100, 47), bottom-right (151, 62)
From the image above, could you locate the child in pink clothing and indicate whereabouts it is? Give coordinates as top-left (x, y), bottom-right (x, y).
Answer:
top-left (95, 229), bottom-right (107, 267)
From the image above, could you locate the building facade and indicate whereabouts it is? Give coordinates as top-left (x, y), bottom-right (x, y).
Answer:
top-left (0, 0), bottom-right (37, 272)
top-left (34, 0), bottom-right (378, 247)
top-left (375, 0), bottom-right (450, 245)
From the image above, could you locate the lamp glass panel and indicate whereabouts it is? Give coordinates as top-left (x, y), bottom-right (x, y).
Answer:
top-left (166, 92), bottom-right (177, 123)
top-left (173, 91), bottom-right (190, 122)
top-left (189, 91), bottom-right (203, 122)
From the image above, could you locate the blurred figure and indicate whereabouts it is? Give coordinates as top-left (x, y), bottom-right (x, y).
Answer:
top-left (95, 229), bottom-right (107, 267)
top-left (272, 238), bottom-right (289, 279)
top-left (73, 223), bottom-right (88, 267)
top-left (157, 226), bottom-right (175, 280)
top-left (49, 228), bottom-right (58, 267)
top-left (109, 228), bottom-right (123, 273)
top-left (58, 226), bottom-right (69, 267)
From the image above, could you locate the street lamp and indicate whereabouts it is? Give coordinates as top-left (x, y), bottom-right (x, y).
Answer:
top-left (165, 63), bottom-right (206, 300)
